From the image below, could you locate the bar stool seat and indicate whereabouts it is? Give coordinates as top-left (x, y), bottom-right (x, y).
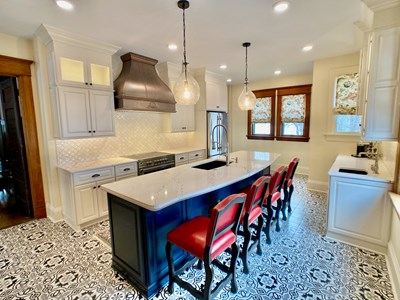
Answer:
top-left (166, 193), bottom-right (246, 300)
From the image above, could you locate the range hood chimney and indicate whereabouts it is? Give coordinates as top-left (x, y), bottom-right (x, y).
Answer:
top-left (114, 52), bottom-right (176, 112)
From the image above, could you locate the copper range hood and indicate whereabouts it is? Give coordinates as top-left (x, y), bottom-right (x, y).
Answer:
top-left (114, 52), bottom-right (176, 113)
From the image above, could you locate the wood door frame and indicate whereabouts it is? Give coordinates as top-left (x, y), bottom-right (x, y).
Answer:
top-left (0, 54), bottom-right (46, 218)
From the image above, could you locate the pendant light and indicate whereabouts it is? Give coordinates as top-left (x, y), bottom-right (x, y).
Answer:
top-left (173, 0), bottom-right (200, 105)
top-left (238, 42), bottom-right (257, 111)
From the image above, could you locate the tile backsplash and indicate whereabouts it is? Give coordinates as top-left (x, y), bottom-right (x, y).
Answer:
top-left (56, 111), bottom-right (193, 165)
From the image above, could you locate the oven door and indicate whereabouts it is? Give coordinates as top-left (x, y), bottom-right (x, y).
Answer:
top-left (138, 163), bottom-right (175, 176)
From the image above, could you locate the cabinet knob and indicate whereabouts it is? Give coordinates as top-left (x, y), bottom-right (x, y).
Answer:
top-left (93, 130), bottom-right (96, 133)
top-left (182, 127), bottom-right (186, 129)
top-left (195, 154), bottom-right (199, 157)
top-left (216, 105), bottom-right (220, 108)
top-left (93, 186), bottom-right (96, 189)
top-left (85, 82), bottom-right (89, 85)
top-left (88, 130), bottom-right (92, 133)
top-left (89, 83), bottom-right (93, 86)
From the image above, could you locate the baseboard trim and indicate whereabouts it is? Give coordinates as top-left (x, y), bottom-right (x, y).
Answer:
top-left (388, 241), bottom-right (400, 300)
top-left (307, 179), bottom-right (328, 193)
top-left (325, 232), bottom-right (388, 255)
top-left (46, 205), bottom-right (63, 223)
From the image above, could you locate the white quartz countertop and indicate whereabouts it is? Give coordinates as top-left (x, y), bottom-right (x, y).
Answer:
top-left (328, 155), bottom-right (393, 183)
top-left (58, 157), bottom-right (137, 173)
top-left (161, 147), bottom-right (205, 154)
top-left (101, 150), bottom-right (280, 211)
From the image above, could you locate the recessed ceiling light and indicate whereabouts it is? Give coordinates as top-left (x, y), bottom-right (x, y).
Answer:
top-left (273, 1), bottom-right (289, 13)
top-left (274, 70), bottom-right (281, 75)
top-left (55, 0), bottom-right (74, 10)
top-left (168, 43), bottom-right (178, 51)
top-left (302, 45), bottom-right (313, 52)
top-left (220, 64), bottom-right (227, 70)
top-left (226, 78), bottom-right (232, 83)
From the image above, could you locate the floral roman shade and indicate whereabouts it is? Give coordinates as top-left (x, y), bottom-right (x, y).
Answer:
top-left (281, 94), bottom-right (306, 122)
top-left (251, 97), bottom-right (272, 123)
top-left (334, 73), bottom-right (359, 115)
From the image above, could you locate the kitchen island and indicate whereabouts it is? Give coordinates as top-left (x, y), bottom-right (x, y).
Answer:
top-left (101, 150), bottom-right (279, 298)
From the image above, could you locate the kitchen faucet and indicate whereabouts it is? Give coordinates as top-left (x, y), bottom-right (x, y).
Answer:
top-left (211, 124), bottom-right (230, 166)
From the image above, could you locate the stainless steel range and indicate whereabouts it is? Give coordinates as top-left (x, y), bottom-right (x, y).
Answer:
top-left (124, 152), bottom-right (175, 176)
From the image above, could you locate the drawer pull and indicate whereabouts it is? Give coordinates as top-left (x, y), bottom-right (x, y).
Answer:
top-left (180, 157), bottom-right (185, 160)
top-left (195, 154), bottom-right (199, 157)
top-left (123, 168), bottom-right (131, 171)
top-left (91, 174), bottom-right (100, 178)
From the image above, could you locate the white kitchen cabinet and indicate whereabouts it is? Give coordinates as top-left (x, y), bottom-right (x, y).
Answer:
top-left (174, 149), bottom-right (205, 166)
top-left (361, 26), bottom-right (400, 141)
top-left (328, 175), bottom-right (392, 252)
top-left (52, 49), bottom-right (113, 90)
top-left (194, 68), bottom-right (228, 112)
top-left (59, 166), bottom-right (115, 231)
top-left (36, 24), bottom-right (119, 139)
top-left (55, 86), bottom-right (114, 138)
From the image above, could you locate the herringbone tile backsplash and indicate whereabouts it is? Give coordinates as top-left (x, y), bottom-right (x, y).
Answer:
top-left (56, 111), bottom-right (192, 165)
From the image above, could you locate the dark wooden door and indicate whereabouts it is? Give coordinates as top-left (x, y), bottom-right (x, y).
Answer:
top-left (0, 77), bottom-right (32, 216)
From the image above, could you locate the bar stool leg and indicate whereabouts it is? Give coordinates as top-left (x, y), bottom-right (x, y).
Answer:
top-left (255, 215), bottom-right (263, 255)
top-left (275, 198), bottom-right (282, 232)
top-left (166, 241), bottom-right (175, 294)
top-left (241, 220), bottom-right (251, 274)
top-left (204, 254), bottom-right (214, 299)
top-left (264, 200), bottom-right (273, 244)
top-left (281, 186), bottom-right (289, 220)
top-left (288, 184), bottom-right (294, 214)
top-left (230, 242), bottom-right (239, 293)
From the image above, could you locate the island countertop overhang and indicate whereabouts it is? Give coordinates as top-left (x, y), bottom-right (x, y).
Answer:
top-left (101, 150), bottom-right (280, 211)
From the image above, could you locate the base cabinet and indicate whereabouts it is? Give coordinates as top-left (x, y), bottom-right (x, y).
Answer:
top-left (327, 175), bottom-right (392, 251)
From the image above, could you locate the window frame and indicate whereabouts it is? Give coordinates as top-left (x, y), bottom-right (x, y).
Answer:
top-left (247, 89), bottom-right (275, 140)
top-left (247, 84), bottom-right (312, 142)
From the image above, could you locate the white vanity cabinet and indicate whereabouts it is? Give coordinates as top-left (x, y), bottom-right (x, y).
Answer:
top-left (360, 26), bottom-right (400, 141)
top-left (54, 86), bottom-right (114, 138)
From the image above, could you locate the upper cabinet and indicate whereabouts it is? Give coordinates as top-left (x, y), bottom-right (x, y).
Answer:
top-left (157, 62), bottom-right (195, 132)
top-left (194, 68), bottom-right (228, 112)
top-left (35, 25), bottom-right (119, 139)
top-left (360, 26), bottom-right (400, 141)
top-left (53, 49), bottom-right (112, 89)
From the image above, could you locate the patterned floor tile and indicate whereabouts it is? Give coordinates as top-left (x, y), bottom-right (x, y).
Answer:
top-left (0, 175), bottom-right (395, 299)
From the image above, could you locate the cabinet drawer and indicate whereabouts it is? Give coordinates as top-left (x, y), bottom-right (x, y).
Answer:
top-left (115, 162), bottom-right (138, 177)
top-left (189, 150), bottom-right (204, 161)
top-left (116, 173), bottom-right (137, 181)
top-left (175, 153), bottom-right (189, 164)
top-left (73, 167), bottom-right (115, 185)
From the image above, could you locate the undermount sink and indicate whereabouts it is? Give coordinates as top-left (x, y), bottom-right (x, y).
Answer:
top-left (192, 160), bottom-right (227, 170)
top-left (338, 168), bottom-right (368, 175)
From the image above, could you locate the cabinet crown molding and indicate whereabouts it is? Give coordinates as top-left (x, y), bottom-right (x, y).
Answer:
top-left (362, 0), bottom-right (400, 12)
top-left (35, 24), bottom-right (120, 55)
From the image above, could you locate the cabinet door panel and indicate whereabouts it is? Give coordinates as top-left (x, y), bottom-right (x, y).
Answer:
top-left (89, 90), bottom-right (115, 136)
top-left (75, 183), bottom-right (99, 224)
top-left (58, 87), bottom-right (92, 138)
top-left (97, 178), bottom-right (115, 217)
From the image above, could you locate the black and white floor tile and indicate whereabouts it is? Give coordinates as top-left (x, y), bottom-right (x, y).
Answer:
top-left (0, 176), bottom-right (395, 299)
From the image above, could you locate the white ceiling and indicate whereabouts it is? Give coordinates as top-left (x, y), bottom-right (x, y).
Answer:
top-left (0, 0), bottom-right (363, 84)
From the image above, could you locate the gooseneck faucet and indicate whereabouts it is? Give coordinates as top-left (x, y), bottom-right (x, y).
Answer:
top-left (211, 124), bottom-right (230, 166)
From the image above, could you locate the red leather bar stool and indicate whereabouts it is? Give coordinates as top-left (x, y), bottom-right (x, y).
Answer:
top-left (262, 166), bottom-right (287, 244)
top-left (281, 158), bottom-right (300, 220)
top-left (165, 193), bottom-right (246, 300)
top-left (238, 176), bottom-right (268, 274)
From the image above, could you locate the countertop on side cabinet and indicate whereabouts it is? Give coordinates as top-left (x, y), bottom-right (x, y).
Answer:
top-left (58, 157), bottom-right (137, 173)
top-left (101, 151), bottom-right (280, 211)
top-left (328, 155), bottom-right (393, 183)
top-left (161, 147), bottom-right (205, 154)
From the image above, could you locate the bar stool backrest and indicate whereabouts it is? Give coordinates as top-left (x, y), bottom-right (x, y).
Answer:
top-left (286, 158), bottom-right (300, 182)
top-left (206, 193), bottom-right (246, 247)
top-left (265, 166), bottom-right (287, 199)
top-left (244, 176), bottom-right (268, 214)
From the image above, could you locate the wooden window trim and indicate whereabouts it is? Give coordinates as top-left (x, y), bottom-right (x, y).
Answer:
top-left (247, 84), bottom-right (312, 142)
top-left (247, 89), bottom-right (275, 140)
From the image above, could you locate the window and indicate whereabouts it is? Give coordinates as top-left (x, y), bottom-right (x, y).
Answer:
top-left (333, 73), bottom-right (361, 133)
top-left (247, 84), bottom-right (311, 142)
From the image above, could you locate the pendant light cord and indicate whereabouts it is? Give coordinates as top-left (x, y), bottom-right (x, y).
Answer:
top-left (182, 6), bottom-right (188, 80)
top-left (245, 45), bottom-right (248, 85)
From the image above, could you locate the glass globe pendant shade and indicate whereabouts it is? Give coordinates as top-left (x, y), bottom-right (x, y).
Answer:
top-left (173, 67), bottom-right (200, 105)
top-left (238, 84), bottom-right (257, 110)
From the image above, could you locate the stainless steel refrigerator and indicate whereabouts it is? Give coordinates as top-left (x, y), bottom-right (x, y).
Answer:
top-left (207, 111), bottom-right (228, 157)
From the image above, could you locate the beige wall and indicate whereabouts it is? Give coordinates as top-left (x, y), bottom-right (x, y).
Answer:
top-left (0, 32), bottom-right (34, 60)
top-left (308, 53), bottom-right (361, 191)
top-left (229, 74), bottom-right (313, 175)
